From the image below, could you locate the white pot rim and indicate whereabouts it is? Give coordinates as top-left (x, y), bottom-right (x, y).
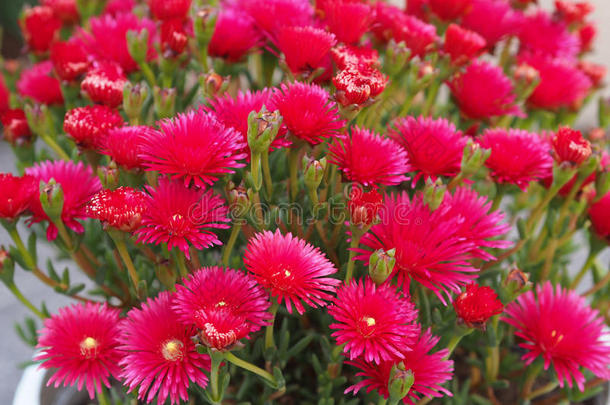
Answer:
top-left (12, 363), bottom-right (44, 405)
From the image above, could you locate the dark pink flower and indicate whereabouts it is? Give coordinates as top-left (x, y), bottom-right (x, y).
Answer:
top-left (98, 125), bottom-right (154, 170)
top-left (63, 105), bottom-right (125, 149)
top-left (278, 25), bottom-right (336, 76)
top-left (1, 109), bottom-right (32, 146)
top-left (0, 174), bottom-right (38, 220)
top-left (160, 18), bottom-right (189, 55)
top-left (81, 62), bottom-right (128, 108)
top-left (555, 0), bottom-right (594, 25)
top-left (322, 0), bottom-right (375, 44)
top-left (208, 8), bottom-right (264, 62)
top-left (17, 61), bottom-right (64, 105)
top-left (87, 187), bottom-right (146, 232)
top-left (50, 38), bottom-right (90, 82)
top-left (589, 191), bottom-right (610, 242)
top-left (20, 6), bottom-right (62, 54)
top-left (443, 24), bottom-right (486, 66)
top-left (42, 0), bottom-right (79, 23)
top-left (429, 0), bottom-right (473, 20)
top-left (461, 0), bottom-right (522, 46)
top-left (148, 0), bottom-right (192, 20)
top-left (240, 0), bottom-right (313, 38)
top-left (395, 15), bottom-right (439, 58)
top-left (518, 11), bottom-right (579, 60)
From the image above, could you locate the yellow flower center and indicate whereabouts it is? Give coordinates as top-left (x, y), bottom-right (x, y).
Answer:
top-left (79, 336), bottom-right (99, 359)
top-left (161, 339), bottom-right (185, 362)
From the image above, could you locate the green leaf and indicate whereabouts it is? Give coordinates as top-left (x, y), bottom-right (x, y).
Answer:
top-left (27, 232), bottom-right (37, 264)
top-left (286, 334), bottom-right (315, 358)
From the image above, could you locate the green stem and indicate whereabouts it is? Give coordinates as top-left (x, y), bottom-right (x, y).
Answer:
top-left (40, 134), bottom-right (70, 161)
top-left (345, 233), bottom-right (362, 283)
top-left (288, 148), bottom-right (299, 201)
top-left (200, 48), bottom-right (209, 72)
top-left (261, 150), bottom-right (273, 199)
top-left (444, 328), bottom-right (473, 360)
top-left (139, 62), bottom-right (157, 87)
top-left (521, 359), bottom-right (544, 400)
top-left (485, 316), bottom-right (500, 383)
top-left (421, 81), bottom-right (440, 117)
top-left (110, 233), bottom-right (140, 288)
top-left (224, 352), bottom-right (277, 386)
top-left (221, 224), bottom-right (242, 267)
top-left (55, 220), bottom-right (74, 251)
top-left (265, 302), bottom-right (280, 350)
top-left (96, 386), bottom-right (111, 405)
top-left (7, 282), bottom-right (45, 319)
top-left (378, 397), bottom-right (388, 405)
top-left (397, 93), bottom-right (416, 118)
top-left (6, 225), bottom-right (35, 270)
top-left (208, 351), bottom-right (223, 403)
top-left (251, 152), bottom-right (262, 192)
top-left (490, 186), bottom-right (505, 212)
top-left (526, 381), bottom-right (559, 401)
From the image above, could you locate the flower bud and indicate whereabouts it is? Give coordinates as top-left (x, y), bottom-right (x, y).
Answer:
top-left (384, 40), bottom-right (410, 77)
top-left (388, 363), bottom-right (414, 403)
top-left (1, 109), bottom-right (32, 146)
top-left (368, 248), bottom-right (396, 285)
top-left (247, 107), bottom-right (282, 155)
top-left (514, 63), bottom-right (540, 100)
top-left (348, 187), bottom-right (383, 227)
top-left (505, 267), bottom-right (530, 297)
top-left (0, 248), bottom-right (9, 270)
top-left (0, 247), bottom-right (15, 285)
top-left (153, 87), bottom-right (177, 119)
top-left (40, 179), bottom-right (65, 223)
top-left (461, 139), bottom-right (490, 178)
top-left (588, 127), bottom-right (606, 142)
top-left (453, 283), bottom-right (504, 329)
top-left (126, 29), bottom-right (150, 65)
top-left (303, 156), bottom-right (327, 191)
top-left (24, 104), bottom-right (53, 137)
top-left (200, 71), bottom-right (229, 98)
top-left (123, 82), bottom-right (149, 120)
top-left (97, 164), bottom-right (119, 190)
top-left (551, 127), bottom-right (592, 167)
top-left (192, 5), bottom-right (217, 50)
top-left (155, 259), bottom-right (177, 289)
top-left (226, 182), bottom-right (251, 219)
top-left (423, 178), bottom-right (446, 211)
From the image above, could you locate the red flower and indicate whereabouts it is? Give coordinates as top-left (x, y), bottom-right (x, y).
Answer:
top-left (328, 126), bottom-right (409, 187)
top-left (1, 109), bottom-right (32, 146)
top-left (119, 292), bottom-right (210, 405)
top-left (395, 15), bottom-right (439, 58)
top-left (35, 303), bottom-right (122, 399)
top-left (333, 65), bottom-right (388, 106)
top-left (272, 81), bottom-right (345, 145)
top-left (589, 191), bottom-right (610, 241)
top-left (173, 266), bottom-right (272, 349)
top-left (551, 127), bottom-right (592, 166)
top-left (518, 11), bottom-right (579, 60)
top-left (21, 6), bottom-right (62, 54)
top-left (240, 0), bottom-right (314, 38)
top-left (81, 62), bottom-right (128, 108)
top-left (140, 111), bottom-right (246, 187)
top-left (41, 0), bottom-right (79, 23)
top-left (502, 282), bottom-right (610, 391)
top-left (278, 25), bottom-right (336, 76)
top-left (87, 187), bottom-right (146, 232)
top-left (332, 44), bottom-right (380, 71)
top-left (17, 61), bottom-right (64, 105)
top-left (348, 187), bottom-right (383, 227)
top-left (148, 0), bottom-right (192, 20)
top-left (322, 0), bottom-right (375, 44)
top-left (208, 9), bottom-right (263, 62)
top-left (389, 116), bottom-right (467, 186)
top-left (104, 0), bottom-right (136, 15)
top-left (478, 128), bottom-right (553, 191)
top-left (64, 105), bottom-right (124, 149)
top-left (406, 0), bottom-right (429, 19)
top-left (50, 39), bottom-right (90, 82)
top-left (356, 192), bottom-right (481, 300)
top-left (461, 0), bottom-right (522, 46)
top-left (578, 61), bottom-right (606, 87)
top-left (0, 174), bottom-right (38, 220)
top-left (0, 76), bottom-right (8, 114)
top-left (244, 229), bottom-right (340, 314)
top-left (443, 24), bottom-right (486, 66)
top-left (328, 278), bottom-right (419, 364)
top-left (81, 13), bottom-right (156, 73)
top-left (345, 327), bottom-right (454, 405)
top-left (454, 283), bottom-right (504, 328)
top-left (429, 0), bottom-right (472, 21)
top-left (135, 178), bottom-right (230, 258)
top-left (555, 0), bottom-right (594, 25)
top-left (160, 18), bottom-right (189, 55)
top-left (98, 125), bottom-right (153, 170)
top-left (448, 60), bottom-right (522, 120)
top-left (372, 3), bottom-right (405, 42)
top-left (578, 22), bottom-right (596, 53)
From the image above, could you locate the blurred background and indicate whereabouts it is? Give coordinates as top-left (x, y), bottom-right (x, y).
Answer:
top-left (0, 0), bottom-right (609, 402)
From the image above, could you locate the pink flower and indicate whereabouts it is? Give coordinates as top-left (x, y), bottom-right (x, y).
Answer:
top-left (25, 161), bottom-right (102, 240)
top-left (244, 229), bottom-right (340, 314)
top-left (42, 0), bottom-right (79, 23)
top-left (589, 191), bottom-right (610, 242)
top-left (119, 292), bottom-right (210, 405)
top-left (20, 6), bottom-right (62, 54)
top-left (448, 60), bottom-right (522, 120)
top-left (322, 0), bottom-right (375, 44)
top-left (173, 266), bottom-right (272, 349)
top-left (240, 0), bottom-right (313, 38)
top-left (148, 0), bottom-right (192, 20)
top-left (454, 283), bottom-right (504, 328)
top-left (135, 178), bottom-right (230, 258)
top-left (389, 116), bottom-right (466, 186)
top-left (332, 44), bottom-right (380, 71)
top-left (328, 278), bottom-right (419, 364)
top-left (328, 126), bottom-right (410, 187)
top-left (333, 65), bottom-right (388, 106)
top-left (272, 81), bottom-right (344, 145)
top-left (478, 128), bottom-right (553, 190)
top-left (98, 125), bottom-right (154, 170)
top-left (17, 61), bottom-right (64, 105)
top-left (160, 18), bottom-right (189, 55)
top-left (63, 105), bottom-right (125, 149)
top-left (518, 11), bottom-right (579, 60)
top-left (140, 111), bottom-right (246, 187)
top-left (348, 187), bottom-right (383, 227)
top-left (50, 38), bottom-right (90, 82)
top-left (81, 62), bottom-right (128, 108)
top-left (345, 327), bottom-right (454, 404)
top-left (429, 0), bottom-right (472, 20)
top-left (461, 0), bottom-right (522, 46)
top-left (502, 282), bottom-right (610, 391)
top-left (0, 174), bottom-right (38, 220)
top-left (551, 127), bottom-right (592, 166)
top-left (555, 0), bottom-right (594, 25)
top-left (278, 26), bottom-right (336, 76)
top-left (208, 8), bottom-right (264, 62)
top-left (35, 303), bottom-right (122, 399)
top-left (443, 24), bottom-right (486, 66)
top-left (87, 187), bottom-right (146, 232)
top-left (1, 109), bottom-right (32, 146)
top-left (395, 15), bottom-right (439, 58)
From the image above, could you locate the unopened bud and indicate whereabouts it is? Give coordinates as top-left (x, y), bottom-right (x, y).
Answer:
top-left (423, 178), bottom-right (446, 211)
top-left (369, 248), bottom-right (396, 285)
top-left (155, 259), bottom-right (177, 289)
top-left (303, 156), bottom-right (326, 191)
top-left (505, 267), bottom-right (529, 293)
top-left (227, 182), bottom-right (251, 219)
top-left (126, 29), bottom-right (149, 65)
top-left (97, 164), bottom-right (119, 190)
top-left (24, 104), bottom-right (53, 137)
top-left (40, 179), bottom-right (64, 223)
top-left (247, 107), bottom-right (282, 155)
top-left (0, 247), bottom-right (15, 284)
top-left (385, 40), bottom-right (410, 77)
top-left (0, 248), bottom-right (9, 270)
top-left (123, 82), bottom-right (149, 121)
top-left (192, 5), bottom-right (217, 50)
top-left (153, 87), bottom-right (176, 119)
top-left (589, 128), bottom-right (606, 142)
top-left (461, 139), bottom-right (490, 178)
top-left (388, 364), bottom-right (414, 403)
top-left (514, 63), bottom-right (540, 101)
top-left (200, 71), bottom-right (229, 98)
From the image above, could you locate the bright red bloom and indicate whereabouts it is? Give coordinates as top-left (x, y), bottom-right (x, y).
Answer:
top-left (429, 0), bottom-right (472, 21)
top-left (396, 15), bottom-right (439, 58)
top-left (322, 0), bottom-right (375, 44)
top-left (0, 76), bottom-right (8, 114)
top-left (521, 55), bottom-right (592, 110)
top-left (389, 116), bottom-right (466, 186)
top-left (240, 0), bottom-right (314, 38)
top-left (454, 283), bottom-right (504, 328)
top-left (461, 0), bottom-right (522, 46)
top-left (551, 127), bottom-right (591, 166)
top-left (405, 0), bottom-right (429, 19)
top-left (208, 9), bottom-right (263, 62)
top-left (98, 125), bottom-right (154, 170)
top-left (87, 187), bottom-right (146, 232)
top-left (503, 282), bottom-right (610, 391)
top-left (578, 22), bottom-right (596, 53)
top-left (328, 126), bottom-right (409, 187)
top-left (478, 128), bottom-right (553, 191)
top-left (0, 174), bottom-right (38, 220)
top-left (555, 0), bottom-right (593, 25)
top-left (371, 3), bottom-right (405, 42)
top-left (356, 192), bottom-right (480, 300)
top-left (149, 0), bottom-right (191, 20)
top-left (348, 187), bottom-right (383, 227)
top-left (140, 111), bottom-right (246, 187)
top-left (204, 89), bottom-right (289, 155)
top-left (64, 105), bottom-right (124, 149)
top-left (589, 191), bottom-right (610, 241)
top-left (50, 39), bottom-right (90, 82)
top-left (443, 24), bottom-right (486, 66)
top-left (332, 45), bottom-right (380, 71)
top-left (104, 0), bottom-right (136, 16)
top-left (448, 60), bottom-right (522, 120)
top-left (81, 62), bottom-right (128, 108)
top-left (1, 109), bottom-right (32, 146)
top-left (17, 61), bottom-right (64, 105)
top-left (41, 0), bottom-right (79, 23)
top-left (120, 292), bottom-right (210, 405)
top-left (21, 6), bottom-right (62, 54)
top-left (81, 13), bottom-right (156, 73)
top-left (25, 161), bottom-right (102, 240)
top-left (278, 25), bottom-right (336, 76)
top-left (272, 81), bottom-right (345, 145)
top-left (578, 61), bottom-right (606, 87)
top-left (345, 327), bottom-right (454, 405)
top-left (333, 65), bottom-right (388, 106)
top-left (35, 303), bottom-right (122, 399)
top-left (160, 18), bottom-right (189, 55)
top-left (519, 11), bottom-right (579, 60)
top-left (328, 278), bottom-right (418, 364)
top-left (135, 178), bottom-right (230, 258)
top-left (244, 229), bottom-right (340, 314)
top-left (173, 266), bottom-right (272, 349)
